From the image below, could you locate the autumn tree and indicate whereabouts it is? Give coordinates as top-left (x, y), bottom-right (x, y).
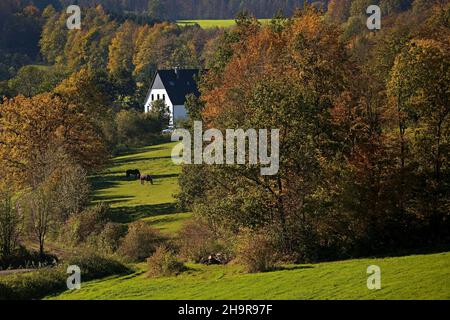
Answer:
top-left (133, 23), bottom-right (178, 82)
top-left (22, 185), bottom-right (53, 257)
top-left (108, 21), bottom-right (137, 75)
top-left (183, 7), bottom-right (357, 258)
top-left (39, 5), bottom-right (67, 64)
top-left (327, 0), bottom-right (351, 24)
top-left (0, 93), bottom-right (107, 186)
top-left (54, 67), bottom-right (113, 119)
top-left (63, 6), bottom-right (117, 71)
top-left (19, 146), bottom-right (90, 257)
top-left (7, 65), bottom-right (68, 97)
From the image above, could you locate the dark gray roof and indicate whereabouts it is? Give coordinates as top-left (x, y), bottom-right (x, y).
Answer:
top-left (148, 69), bottom-right (202, 105)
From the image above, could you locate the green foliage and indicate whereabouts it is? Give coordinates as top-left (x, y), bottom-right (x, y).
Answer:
top-left (62, 203), bottom-right (113, 246)
top-left (0, 191), bottom-right (22, 258)
top-left (65, 254), bottom-right (131, 280)
top-left (114, 109), bottom-right (166, 151)
top-left (0, 254), bottom-right (131, 300)
top-left (178, 3), bottom-right (450, 265)
top-left (0, 267), bottom-right (66, 300)
top-left (149, 100), bottom-right (171, 128)
top-left (7, 65), bottom-right (67, 97)
top-left (387, 38), bottom-right (450, 237)
top-left (176, 165), bottom-right (209, 211)
top-left (0, 246), bottom-right (57, 271)
top-left (39, 8), bottom-right (67, 64)
top-left (178, 219), bottom-right (229, 263)
top-left (97, 222), bottom-right (128, 254)
top-left (118, 221), bottom-right (164, 262)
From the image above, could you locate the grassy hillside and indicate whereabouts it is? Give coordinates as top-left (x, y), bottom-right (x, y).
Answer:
top-left (177, 19), bottom-right (271, 29)
top-left (91, 142), bottom-right (191, 234)
top-left (49, 251), bottom-right (450, 300)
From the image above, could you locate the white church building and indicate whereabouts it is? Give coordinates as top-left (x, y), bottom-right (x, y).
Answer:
top-left (144, 68), bottom-right (202, 125)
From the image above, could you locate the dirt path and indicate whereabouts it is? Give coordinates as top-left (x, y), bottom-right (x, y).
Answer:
top-left (0, 269), bottom-right (34, 277)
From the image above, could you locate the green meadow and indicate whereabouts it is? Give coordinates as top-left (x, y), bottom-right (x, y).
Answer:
top-left (46, 142), bottom-right (450, 300)
top-left (90, 142), bottom-right (191, 234)
top-left (50, 252), bottom-right (450, 300)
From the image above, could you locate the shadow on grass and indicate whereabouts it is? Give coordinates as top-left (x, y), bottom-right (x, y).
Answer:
top-left (89, 174), bottom-right (131, 191)
top-left (90, 171), bottom-right (177, 190)
top-left (113, 146), bottom-right (166, 158)
top-left (109, 202), bottom-right (182, 223)
top-left (152, 173), bottom-right (179, 180)
top-left (113, 155), bottom-right (172, 166)
top-left (91, 195), bottom-right (134, 205)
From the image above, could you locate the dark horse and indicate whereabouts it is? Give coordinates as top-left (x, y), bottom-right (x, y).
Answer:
top-left (140, 174), bottom-right (154, 185)
top-left (126, 169), bottom-right (141, 179)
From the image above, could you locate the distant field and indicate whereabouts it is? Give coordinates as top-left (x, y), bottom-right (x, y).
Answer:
top-left (91, 142), bottom-right (191, 235)
top-left (177, 19), bottom-right (271, 29)
top-left (49, 251), bottom-right (450, 300)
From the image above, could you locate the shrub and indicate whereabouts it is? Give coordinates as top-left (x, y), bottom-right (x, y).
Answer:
top-left (0, 282), bottom-right (14, 299)
top-left (0, 246), bottom-right (58, 270)
top-left (62, 203), bottom-right (112, 245)
top-left (236, 228), bottom-right (280, 273)
top-left (115, 109), bottom-right (166, 150)
top-left (66, 254), bottom-right (131, 281)
top-left (77, 203), bottom-right (112, 240)
top-left (117, 221), bottom-right (163, 262)
top-left (0, 254), bottom-right (131, 300)
top-left (0, 268), bottom-right (66, 300)
top-left (97, 222), bottom-right (128, 253)
top-left (0, 190), bottom-right (22, 259)
top-left (178, 219), bottom-right (227, 263)
top-left (147, 246), bottom-right (185, 278)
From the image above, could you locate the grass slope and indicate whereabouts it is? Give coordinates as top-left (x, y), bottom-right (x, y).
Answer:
top-left (50, 252), bottom-right (450, 300)
top-left (91, 142), bottom-right (190, 234)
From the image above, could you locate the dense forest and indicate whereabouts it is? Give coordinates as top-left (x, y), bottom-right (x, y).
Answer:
top-left (178, 0), bottom-right (450, 264)
top-left (59, 0), bottom-right (321, 18)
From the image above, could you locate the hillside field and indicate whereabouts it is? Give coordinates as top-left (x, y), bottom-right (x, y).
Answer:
top-left (49, 252), bottom-right (450, 300)
top-left (90, 142), bottom-right (191, 234)
top-left (177, 19), bottom-right (271, 28)
top-left (47, 143), bottom-right (450, 300)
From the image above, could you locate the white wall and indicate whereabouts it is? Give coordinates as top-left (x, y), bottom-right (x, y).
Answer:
top-left (145, 89), bottom-right (173, 113)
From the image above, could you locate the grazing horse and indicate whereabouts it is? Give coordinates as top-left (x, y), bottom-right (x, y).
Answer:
top-left (140, 174), bottom-right (154, 185)
top-left (126, 169), bottom-right (141, 179)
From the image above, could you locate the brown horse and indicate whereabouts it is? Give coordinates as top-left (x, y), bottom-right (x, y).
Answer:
top-left (140, 174), bottom-right (154, 185)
